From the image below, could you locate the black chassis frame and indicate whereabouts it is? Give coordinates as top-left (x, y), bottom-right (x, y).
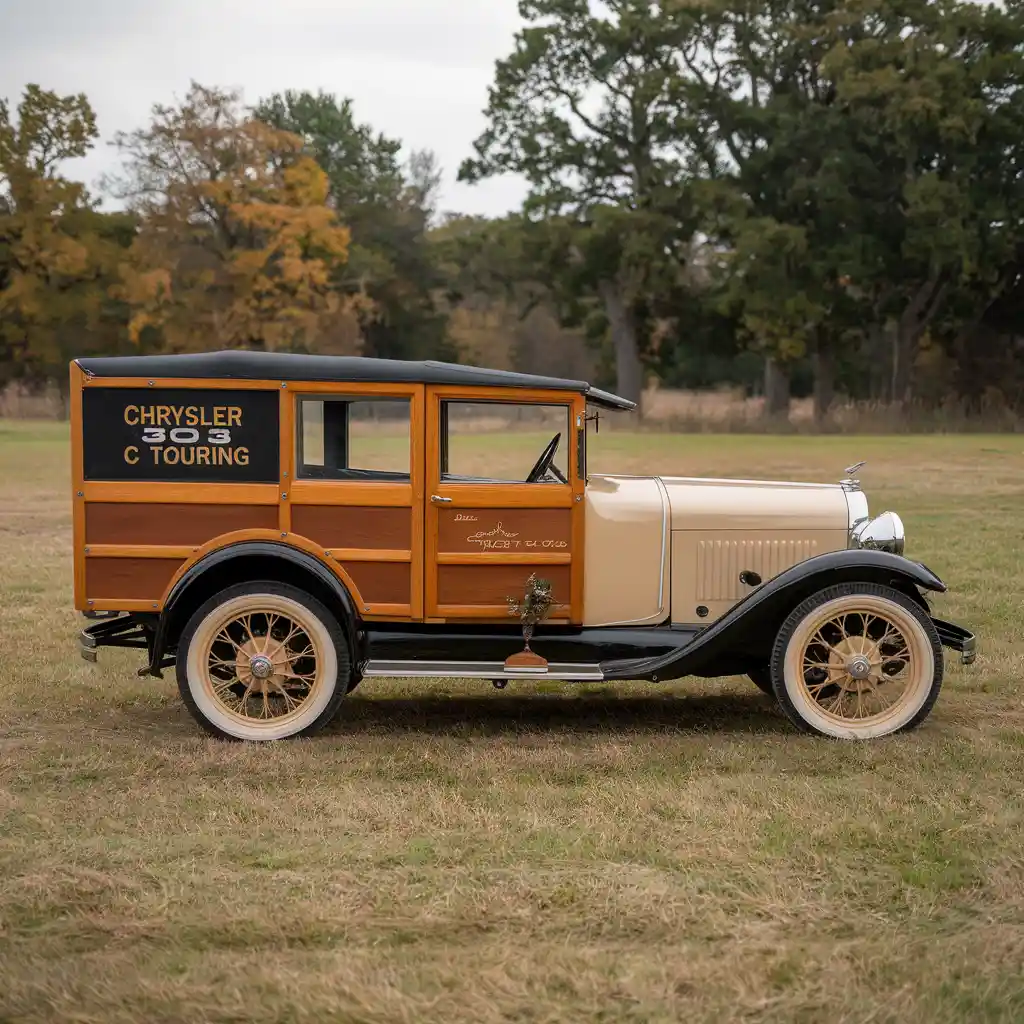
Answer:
top-left (79, 544), bottom-right (977, 683)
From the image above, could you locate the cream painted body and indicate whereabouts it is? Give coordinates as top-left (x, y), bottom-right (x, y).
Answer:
top-left (583, 475), bottom-right (670, 626)
top-left (583, 474), bottom-right (852, 627)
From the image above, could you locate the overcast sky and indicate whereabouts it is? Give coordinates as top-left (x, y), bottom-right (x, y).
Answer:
top-left (0, 0), bottom-right (529, 217)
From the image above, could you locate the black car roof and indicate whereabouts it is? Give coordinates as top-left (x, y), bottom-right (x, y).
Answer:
top-left (75, 351), bottom-right (636, 411)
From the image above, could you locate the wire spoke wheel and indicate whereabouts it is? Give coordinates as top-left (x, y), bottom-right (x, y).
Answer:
top-left (798, 606), bottom-right (914, 724)
top-left (177, 583), bottom-right (350, 742)
top-left (773, 584), bottom-right (942, 740)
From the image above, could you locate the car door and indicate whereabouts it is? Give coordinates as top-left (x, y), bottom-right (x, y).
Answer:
top-left (424, 385), bottom-right (587, 623)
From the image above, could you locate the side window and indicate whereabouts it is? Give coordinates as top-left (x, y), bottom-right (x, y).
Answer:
top-left (441, 401), bottom-right (570, 484)
top-left (298, 397), bottom-right (410, 480)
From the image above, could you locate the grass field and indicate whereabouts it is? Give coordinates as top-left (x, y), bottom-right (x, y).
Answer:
top-left (1, 420), bottom-right (1022, 1024)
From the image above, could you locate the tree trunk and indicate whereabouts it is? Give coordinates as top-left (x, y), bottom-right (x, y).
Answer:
top-left (892, 273), bottom-right (950, 403)
top-left (597, 279), bottom-right (643, 411)
top-left (764, 357), bottom-right (791, 418)
top-left (812, 343), bottom-right (835, 424)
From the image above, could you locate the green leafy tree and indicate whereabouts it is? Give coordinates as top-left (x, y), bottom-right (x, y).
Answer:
top-left (459, 0), bottom-right (707, 406)
top-left (681, 0), bottom-right (1024, 410)
top-left (254, 89), bottom-right (454, 362)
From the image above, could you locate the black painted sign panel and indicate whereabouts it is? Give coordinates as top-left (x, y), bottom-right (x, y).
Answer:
top-left (82, 387), bottom-right (280, 482)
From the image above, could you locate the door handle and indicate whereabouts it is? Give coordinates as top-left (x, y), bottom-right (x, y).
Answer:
top-left (430, 494), bottom-right (453, 504)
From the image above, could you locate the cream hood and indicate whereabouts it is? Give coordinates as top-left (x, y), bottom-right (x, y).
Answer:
top-left (659, 476), bottom-right (851, 532)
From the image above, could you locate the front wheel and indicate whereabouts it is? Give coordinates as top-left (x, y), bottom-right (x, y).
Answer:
top-left (176, 582), bottom-right (352, 741)
top-left (770, 583), bottom-right (943, 740)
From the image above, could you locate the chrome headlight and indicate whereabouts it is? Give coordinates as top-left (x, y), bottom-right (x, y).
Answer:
top-left (851, 511), bottom-right (905, 556)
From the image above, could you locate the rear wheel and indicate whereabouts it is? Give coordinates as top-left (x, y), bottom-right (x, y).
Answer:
top-left (770, 583), bottom-right (943, 740)
top-left (176, 581), bottom-right (352, 741)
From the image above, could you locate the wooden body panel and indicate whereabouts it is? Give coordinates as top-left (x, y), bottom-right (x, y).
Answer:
top-left (70, 373), bottom-right (585, 623)
top-left (70, 372), bottom-right (426, 617)
top-left (85, 503), bottom-right (279, 546)
top-left (423, 385), bottom-right (586, 622)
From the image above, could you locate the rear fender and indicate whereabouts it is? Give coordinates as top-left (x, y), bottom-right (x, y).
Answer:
top-left (144, 541), bottom-right (363, 677)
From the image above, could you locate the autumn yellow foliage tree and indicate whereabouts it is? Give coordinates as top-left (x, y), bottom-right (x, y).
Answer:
top-left (110, 83), bottom-right (364, 354)
top-left (0, 85), bottom-right (130, 403)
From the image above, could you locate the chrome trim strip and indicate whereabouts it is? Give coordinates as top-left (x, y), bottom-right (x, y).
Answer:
top-left (361, 659), bottom-right (605, 681)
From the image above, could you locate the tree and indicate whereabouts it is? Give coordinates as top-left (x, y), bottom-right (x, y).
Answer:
top-left (254, 89), bottom-right (455, 362)
top-left (109, 83), bottom-right (358, 354)
top-left (459, 0), bottom-right (707, 407)
top-left (0, 84), bottom-right (131, 407)
top-left (680, 0), bottom-right (1024, 412)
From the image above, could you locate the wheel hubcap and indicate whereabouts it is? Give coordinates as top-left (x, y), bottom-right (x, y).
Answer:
top-left (846, 654), bottom-right (871, 680)
top-left (249, 654), bottom-right (273, 680)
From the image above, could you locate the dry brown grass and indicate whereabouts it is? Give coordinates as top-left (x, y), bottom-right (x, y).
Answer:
top-left (1, 421), bottom-right (1023, 1023)
top-left (639, 386), bottom-right (1024, 433)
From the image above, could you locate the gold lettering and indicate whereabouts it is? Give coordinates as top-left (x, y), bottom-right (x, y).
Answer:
top-left (200, 408), bottom-right (213, 426)
top-left (140, 406), bottom-right (156, 425)
top-left (124, 445), bottom-right (139, 465)
top-left (179, 447), bottom-right (195, 465)
top-left (170, 406), bottom-right (184, 425)
top-left (234, 446), bottom-right (249, 466)
top-left (229, 407), bottom-right (242, 426)
top-left (185, 407), bottom-right (199, 426)
top-left (124, 406), bottom-right (140, 425)
top-left (196, 447), bottom-right (211, 466)
top-left (213, 407), bottom-right (226, 426)
top-left (163, 446), bottom-right (180, 465)
top-left (156, 406), bottom-right (171, 426)
top-left (150, 446), bottom-right (162, 463)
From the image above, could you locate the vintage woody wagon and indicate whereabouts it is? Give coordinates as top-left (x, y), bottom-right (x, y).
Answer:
top-left (70, 351), bottom-right (975, 743)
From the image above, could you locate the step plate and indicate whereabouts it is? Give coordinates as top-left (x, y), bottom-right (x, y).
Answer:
top-left (362, 659), bottom-right (605, 682)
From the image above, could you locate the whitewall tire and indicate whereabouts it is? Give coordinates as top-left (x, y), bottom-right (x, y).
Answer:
top-left (176, 582), bottom-right (351, 741)
top-left (770, 583), bottom-right (943, 740)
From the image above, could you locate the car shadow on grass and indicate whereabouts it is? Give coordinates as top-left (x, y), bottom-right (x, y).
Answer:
top-left (324, 690), bottom-right (794, 738)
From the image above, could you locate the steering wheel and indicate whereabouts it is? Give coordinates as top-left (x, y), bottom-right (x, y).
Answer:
top-left (526, 432), bottom-right (567, 483)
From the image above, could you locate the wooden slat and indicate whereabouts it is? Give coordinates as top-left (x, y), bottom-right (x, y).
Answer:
top-left (85, 545), bottom-right (195, 559)
top-left (436, 552), bottom-right (570, 566)
top-left (329, 548), bottom-right (411, 563)
top-left (289, 480), bottom-right (413, 506)
top-left (70, 362), bottom-right (87, 610)
top-left (83, 481), bottom-right (280, 504)
top-left (279, 387), bottom-right (292, 534)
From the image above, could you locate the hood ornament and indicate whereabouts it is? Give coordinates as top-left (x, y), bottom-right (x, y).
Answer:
top-left (841, 461), bottom-right (866, 489)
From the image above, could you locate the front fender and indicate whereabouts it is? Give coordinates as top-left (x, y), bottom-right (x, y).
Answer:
top-left (604, 549), bottom-right (947, 682)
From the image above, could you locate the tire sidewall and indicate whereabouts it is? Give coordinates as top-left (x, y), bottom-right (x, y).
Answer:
top-left (176, 582), bottom-right (350, 741)
top-left (771, 584), bottom-right (943, 740)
